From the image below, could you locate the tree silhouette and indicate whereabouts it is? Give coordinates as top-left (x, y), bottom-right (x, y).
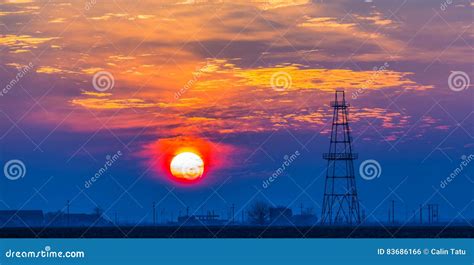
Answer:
top-left (248, 201), bottom-right (269, 225)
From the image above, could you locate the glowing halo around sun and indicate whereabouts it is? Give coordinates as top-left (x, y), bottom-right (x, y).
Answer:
top-left (142, 136), bottom-right (238, 186)
top-left (169, 152), bottom-right (205, 181)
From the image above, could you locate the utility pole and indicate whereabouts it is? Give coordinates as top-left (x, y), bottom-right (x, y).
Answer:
top-left (152, 201), bottom-right (156, 226)
top-left (231, 204), bottom-right (235, 224)
top-left (419, 204), bottom-right (423, 224)
top-left (388, 206), bottom-right (391, 224)
top-left (428, 204), bottom-right (431, 224)
top-left (66, 200), bottom-right (70, 226)
top-left (427, 204), bottom-right (438, 224)
top-left (392, 200), bottom-right (395, 224)
top-left (432, 204), bottom-right (439, 223)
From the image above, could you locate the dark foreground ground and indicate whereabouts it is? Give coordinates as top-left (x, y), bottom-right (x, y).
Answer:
top-left (1, 226), bottom-right (473, 238)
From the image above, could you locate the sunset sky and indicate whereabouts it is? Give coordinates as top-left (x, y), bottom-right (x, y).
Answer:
top-left (0, 0), bottom-right (472, 224)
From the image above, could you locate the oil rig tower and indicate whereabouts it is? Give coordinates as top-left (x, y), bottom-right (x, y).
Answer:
top-left (321, 90), bottom-right (361, 225)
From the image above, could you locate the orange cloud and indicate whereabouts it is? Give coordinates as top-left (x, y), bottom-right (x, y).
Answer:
top-left (0, 35), bottom-right (59, 51)
top-left (1, 0), bottom-right (464, 145)
top-left (71, 98), bottom-right (162, 109)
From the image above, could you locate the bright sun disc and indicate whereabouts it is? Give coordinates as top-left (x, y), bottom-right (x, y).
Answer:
top-left (170, 152), bottom-right (204, 181)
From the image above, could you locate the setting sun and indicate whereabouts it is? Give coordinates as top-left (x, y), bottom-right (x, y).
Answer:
top-left (169, 152), bottom-right (205, 182)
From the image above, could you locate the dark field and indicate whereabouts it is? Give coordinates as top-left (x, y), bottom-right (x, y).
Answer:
top-left (1, 226), bottom-right (473, 238)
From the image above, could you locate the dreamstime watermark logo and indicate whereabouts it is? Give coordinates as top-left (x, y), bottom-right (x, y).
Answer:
top-left (5, 245), bottom-right (85, 259)
top-left (3, 159), bottom-right (26, 181)
top-left (359, 159), bottom-right (382, 181)
top-left (175, 61), bottom-right (210, 100)
top-left (270, 71), bottom-right (292, 91)
top-left (440, 154), bottom-right (473, 189)
top-left (440, 0), bottom-right (453, 11)
top-left (84, 150), bottom-right (122, 188)
top-left (92, 71), bottom-right (115, 92)
top-left (448, 71), bottom-right (470, 92)
top-left (1, 62), bottom-right (34, 97)
top-left (84, 0), bottom-right (97, 11)
top-left (262, 150), bottom-right (301, 188)
top-left (352, 62), bottom-right (389, 99)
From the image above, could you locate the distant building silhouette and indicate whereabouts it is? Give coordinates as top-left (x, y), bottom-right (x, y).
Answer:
top-left (0, 210), bottom-right (44, 227)
top-left (269, 207), bottom-right (293, 225)
top-left (177, 211), bottom-right (225, 226)
top-left (44, 211), bottom-right (111, 227)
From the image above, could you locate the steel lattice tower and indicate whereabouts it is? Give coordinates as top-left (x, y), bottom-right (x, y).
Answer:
top-left (321, 90), bottom-right (361, 225)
